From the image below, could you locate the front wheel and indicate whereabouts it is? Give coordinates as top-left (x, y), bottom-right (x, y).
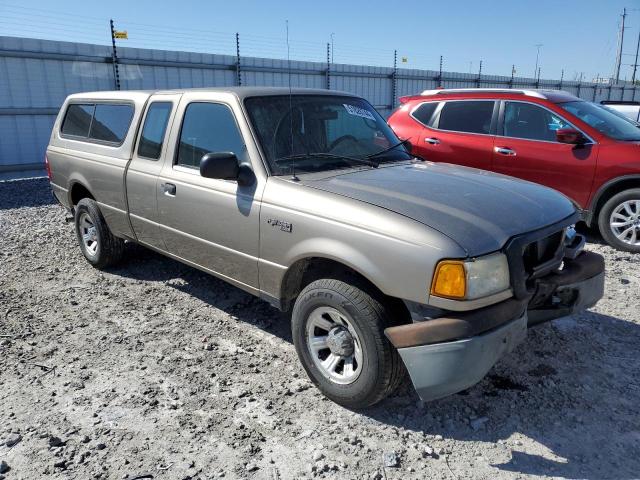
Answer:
top-left (291, 279), bottom-right (404, 408)
top-left (598, 189), bottom-right (640, 253)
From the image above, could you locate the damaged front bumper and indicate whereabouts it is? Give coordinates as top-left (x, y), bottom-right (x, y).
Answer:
top-left (385, 250), bottom-right (605, 402)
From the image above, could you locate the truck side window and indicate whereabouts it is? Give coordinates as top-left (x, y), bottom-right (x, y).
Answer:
top-left (89, 104), bottom-right (134, 144)
top-left (176, 103), bottom-right (246, 168)
top-left (138, 102), bottom-right (172, 160)
top-left (61, 104), bottom-right (94, 138)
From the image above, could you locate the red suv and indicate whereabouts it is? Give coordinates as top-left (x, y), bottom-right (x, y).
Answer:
top-left (388, 88), bottom-right (640, 252)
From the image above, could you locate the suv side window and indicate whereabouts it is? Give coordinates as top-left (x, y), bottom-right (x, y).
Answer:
top-left (437, 101), bottom-right (495, 134)
top-left (503, 102), bottom-right (571, 142)
top-left (137, 102), bottom-right (172, 160)
top-left (176, 102), bottom-right (247, 169)
top-left (412, 102), bottom-right (438, 126)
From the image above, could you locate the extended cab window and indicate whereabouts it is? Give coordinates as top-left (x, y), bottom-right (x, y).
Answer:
top-left (503, 102), bottom-right (570, 142)
top-left (61, 102), bottom-right (133, 144)
top-left (412, 102), bottom-right (438, 126)
top-left (438, 101), bottom-right (495, 134)
top-left (138, 102), bottom-right (172, 159)
top-left (176, 103), bottom-right (246, 168)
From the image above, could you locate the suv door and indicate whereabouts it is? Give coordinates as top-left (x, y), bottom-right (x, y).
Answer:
top-left (493, 101), bottom-right (599, 207)
top-left (414, 100), bottom-right (497, 170)
top-left (156, 97), bottom-right (261, 290)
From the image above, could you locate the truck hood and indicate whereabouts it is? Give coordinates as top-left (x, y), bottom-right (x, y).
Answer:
top-left (300, 161), bottom-right (576, 256)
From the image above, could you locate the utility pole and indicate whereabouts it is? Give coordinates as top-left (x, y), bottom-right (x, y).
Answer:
top-left (109, 19), bottom-right (121, 90)
top-left (632, 28), bottom-right (640, 84)
top-left (533, 44), bottom-right (543, 79)
top-left (614, 7), bottom-right (627, 84)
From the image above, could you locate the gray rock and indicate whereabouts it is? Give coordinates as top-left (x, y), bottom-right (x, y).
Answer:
top-left (383, 451), bottom-right (399, 468)
top-left (0, 461), bottom-right (9, 474)
top-left (4, 433), bottom-right (21, 447)
top-left (312, 451), bottom-right (325, 462)
top-left (245, 462), bottom-right (259, 472)
top-left (49, 436), bottom-right (65, 447)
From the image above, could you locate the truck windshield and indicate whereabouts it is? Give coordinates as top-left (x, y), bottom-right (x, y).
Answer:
top-left (244, 95), bottom-right (412, 175)
top-left (560, 101), bottom-right (640, 141)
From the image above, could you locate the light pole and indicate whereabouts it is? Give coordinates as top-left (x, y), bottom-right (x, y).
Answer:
top-left (534, 44), bottom-right (543, 79)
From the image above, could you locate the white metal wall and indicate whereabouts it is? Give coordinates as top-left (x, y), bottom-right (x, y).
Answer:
top-left (1, 35), bottom-right (637, 171)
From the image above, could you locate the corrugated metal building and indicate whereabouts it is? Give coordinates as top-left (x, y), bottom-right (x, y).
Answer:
top-left (1, 35), bottom-right (637, 172)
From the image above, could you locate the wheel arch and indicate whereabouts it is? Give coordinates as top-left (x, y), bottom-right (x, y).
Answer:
top-left (68, 180), bottom-right (95, 207)
top-left (587, 175), bottom-right (640, 226)
top-left (278, 256), bottom-right (410, 323)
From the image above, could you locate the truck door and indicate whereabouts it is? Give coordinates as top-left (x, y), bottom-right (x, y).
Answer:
top-left (156, 95), bottom-right (262, 290)
top-left (127, 94), bottom-right (181, 250)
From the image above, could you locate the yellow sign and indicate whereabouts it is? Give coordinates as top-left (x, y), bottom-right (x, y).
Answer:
top-left (114, 31), bottom-right (128, 39)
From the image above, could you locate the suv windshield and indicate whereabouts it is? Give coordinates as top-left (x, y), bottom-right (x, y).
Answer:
top-left (245, 95), bottom-right (412, 175)
top-left (560, 101), bottom-right (640, 141)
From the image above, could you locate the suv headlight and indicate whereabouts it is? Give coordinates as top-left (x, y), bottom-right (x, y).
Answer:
top-left (430, 253), bottom-right (510, 300)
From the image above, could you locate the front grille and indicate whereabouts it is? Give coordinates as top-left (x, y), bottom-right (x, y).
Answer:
top-left (504, 215), bottom-right (577, 300)
top-left (522, 231), bottom-right (564, 274)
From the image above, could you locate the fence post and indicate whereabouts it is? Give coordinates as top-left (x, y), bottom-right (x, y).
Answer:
top-left (593, 85), bottom-right (597, 102)
top-left (576, 73), bottom-right (582, 98)
top-left (535, 67), bottom-right (540, 89)
top-left (476, 60), bottom-right (482, 87)
top-left (509, 64), bottom-right (515, 88)
top-left (391, 49), bottom-right (397, 108)
top-left (109, 19), bottom-right (121, 90)
top-left (326, 43), bottom-right (331, 90)
top-left (559, 69), bottom-right (564, 90)
top-left (633, 86), bottom-right (637, 101)
top-left (438, 55), bottom-right (443, 88)
top-left (620, 82), bottom-right (625, 100)
top-left (235, 33), bottom-right (242, 86)
top-left (607, 84), bottom-right (612, 100)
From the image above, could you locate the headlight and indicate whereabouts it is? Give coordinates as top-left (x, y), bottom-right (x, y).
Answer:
top-left (431, 253), bottom-right (510, 300)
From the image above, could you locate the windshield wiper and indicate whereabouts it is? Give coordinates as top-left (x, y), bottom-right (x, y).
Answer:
top-left (274, 152), bottom-right (379, 168)
top-left (365, 139), bottom-right (410, 160)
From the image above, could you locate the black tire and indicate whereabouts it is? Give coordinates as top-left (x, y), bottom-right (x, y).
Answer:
top-left (291, 279), bottom-right (404, 409)
top-left (74, 198), bottom-right (125, 268)
top-left (597, 188), bottom-right (640, 253)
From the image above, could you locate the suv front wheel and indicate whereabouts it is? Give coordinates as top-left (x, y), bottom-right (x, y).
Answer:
top-left (598, 188), bottom-right (640, 253)
top-left (291, 279), bottom-right (404, 408)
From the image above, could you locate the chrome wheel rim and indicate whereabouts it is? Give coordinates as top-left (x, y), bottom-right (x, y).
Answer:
top-left (79, 212), bottom-right (99, 257)
top-left (306, 306), bottom-right (363, 385)
top-left (610, 200), bottom-right (640, 246)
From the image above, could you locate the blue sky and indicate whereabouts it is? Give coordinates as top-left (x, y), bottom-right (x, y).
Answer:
top-left (0, 0), bottom-right (636, 81)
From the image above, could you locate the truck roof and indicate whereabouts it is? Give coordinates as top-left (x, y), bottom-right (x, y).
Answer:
top-left (65, 87), bottom-right (355, 101)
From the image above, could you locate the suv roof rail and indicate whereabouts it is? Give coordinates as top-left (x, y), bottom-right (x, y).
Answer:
top-left (419, 88), bottom-right (549, 99)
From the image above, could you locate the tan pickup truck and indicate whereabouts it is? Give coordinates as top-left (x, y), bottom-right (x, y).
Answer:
top-left (46, 87), bottom-right (605, 408)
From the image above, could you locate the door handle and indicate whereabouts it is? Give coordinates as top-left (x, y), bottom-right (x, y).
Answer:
top-left (161, 183), bottom-right (176, 196)
top-left (424, 137), bottom-right (440, 145)
top-left (494, 146), bottom-right (517, 156)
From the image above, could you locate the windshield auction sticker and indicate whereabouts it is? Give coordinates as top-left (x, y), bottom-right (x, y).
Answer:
top-left (343, 104), bottom-right (376, 120)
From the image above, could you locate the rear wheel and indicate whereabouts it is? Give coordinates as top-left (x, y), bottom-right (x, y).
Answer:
top-left (598, 189), bottom-right (640, 253)
top-left (291, 279), bottom-right (404, 408)
top-left (74, 198), bottom-right (125, 268)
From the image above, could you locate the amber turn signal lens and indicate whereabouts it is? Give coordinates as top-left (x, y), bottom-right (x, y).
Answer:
top-left (431, 261), bottom-right (466, 299)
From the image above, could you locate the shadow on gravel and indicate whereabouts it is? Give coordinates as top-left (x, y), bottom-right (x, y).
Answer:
top-left (102, 231), bottom-right (637, 479)
top-left (109, 244), bottom-right (291, 341)
top-left (0, 178), bottom-right (56, 210)
top-left (360, 311), bottom-right (640, 480)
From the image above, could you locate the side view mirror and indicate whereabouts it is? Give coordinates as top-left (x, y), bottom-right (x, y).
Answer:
top-left (200, 152), bottom-right (254, 186)
top-left (556, 128), bottom-right (586, 145)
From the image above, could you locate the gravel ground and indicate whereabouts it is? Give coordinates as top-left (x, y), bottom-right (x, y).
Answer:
top-left (1, 178), bottom-right (639, 480)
